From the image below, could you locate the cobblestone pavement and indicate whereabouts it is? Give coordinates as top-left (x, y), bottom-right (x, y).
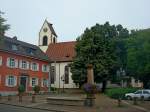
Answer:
top-left (0, 104), bottom-right (52, 112)
top-left (0, 93), bottom-right (148, 112)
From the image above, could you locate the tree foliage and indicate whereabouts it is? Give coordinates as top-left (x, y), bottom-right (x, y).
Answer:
top-left (126, 29), bottom-right (150, 88)
top-left (0, 11), bottom-right (9, 36)
top-left (71, 22), bottom-right (129, 91)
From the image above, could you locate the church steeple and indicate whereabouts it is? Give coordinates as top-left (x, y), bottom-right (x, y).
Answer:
top-left (38, 19), bottom-right (57, 52)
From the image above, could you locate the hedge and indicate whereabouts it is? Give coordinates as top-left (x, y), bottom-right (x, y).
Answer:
top-left (105, 87), bottom-right (138, 99)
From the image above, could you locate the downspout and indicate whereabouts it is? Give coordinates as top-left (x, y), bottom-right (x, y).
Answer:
top-left (59, 63), bottom-right (60, 92)
top-left (48, 62), bottom-right (51, 92)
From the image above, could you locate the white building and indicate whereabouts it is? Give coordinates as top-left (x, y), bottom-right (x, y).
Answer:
top-left (38, 20), bottom-right (77, 88)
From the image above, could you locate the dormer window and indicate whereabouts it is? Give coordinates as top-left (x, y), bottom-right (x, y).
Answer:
top-left (27, 48), bottom-right (35, 55)
top-left (12, 44), bottom-right (18, 51)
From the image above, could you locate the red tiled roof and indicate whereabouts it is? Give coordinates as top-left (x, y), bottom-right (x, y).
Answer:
top-left (46, 41), bottom-right (76, 62)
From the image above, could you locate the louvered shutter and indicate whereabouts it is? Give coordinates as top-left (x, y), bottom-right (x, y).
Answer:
top-left (19, 60), bottom-right (22, 68)
top-left (30, 62), bottom-right (33, 70)
top-left (41, 78), bottom-right (43, 87)
top-left (5, 76), bottom-right (8, 86)
top-left (14, 76), bottom-right (17, 86)
top-left (37, 63), bottom-right (39, 71)
top-left (15, 59), bottom-right (18, 68)
top-left (0, 56), bottom-right (2, 66)
top-left (7, 58), bottom-right (10, 67)
top-left (27, 61), bottom-right (29, 69)
top-left (30, 77), bottom-right (32, 87)
top-left (47, 65), bottom-right (50, 72)
top-left (36, 78), bottom-right (38, 86)
top-left (42, 65), bottom-right (44, 72)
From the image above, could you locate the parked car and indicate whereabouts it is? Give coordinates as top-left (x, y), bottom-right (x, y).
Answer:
top-left (125, 89), bottom-right (150, 100)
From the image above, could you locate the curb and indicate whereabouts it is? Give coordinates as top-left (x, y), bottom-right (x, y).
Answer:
top-left (123, 101), bottom-right (150, 112)
top-left (0, 102), bottom-right (72, 112)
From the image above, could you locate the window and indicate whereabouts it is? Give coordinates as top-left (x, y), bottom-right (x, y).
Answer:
top-left (12, 44), bottom-right (18, 51)
top-left (19, 60), bottom-right (29, 69)
top-left (0, 56), bottom-right (2, 66)
top-left (7, 58), bottom-right (18, 68)
top-left (6, 75), bottom-right (17, 87)
top-left (64, 65), bottom-right (69, 84)
top-left (135, 90), bottom-right (142, 94)
top-left (43, 36), bottom-right (48, 46)
top-left (42, 79), bottom-right (48, 87)
top-left (50, 66), bottom-right (55, 84)
top-left (42, 64), bottom-right (49, 72)
top-left (31, 62), bottom-right (39, 71)
top-left (9, 58), bottom-right (15, 67)
top-left (31, 78), bottom-right (38, 87)
top-left (143, 91), bottom-right (150, 94)
top-left (22, 61), bottom-right (27, 69)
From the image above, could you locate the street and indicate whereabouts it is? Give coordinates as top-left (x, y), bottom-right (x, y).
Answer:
top-left (0, 104), bottom-right (52, 112)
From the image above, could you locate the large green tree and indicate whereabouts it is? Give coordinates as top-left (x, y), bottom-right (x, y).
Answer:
top-left (126, 29), bottom-right (150, 88)
top-left (71, 22), bottom-right (129, 92)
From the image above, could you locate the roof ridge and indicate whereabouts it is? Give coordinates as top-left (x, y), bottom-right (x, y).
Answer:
top-left (3, 35), bottom-right (37, 47)
top-left (51, 41), bottom-right (76, 44)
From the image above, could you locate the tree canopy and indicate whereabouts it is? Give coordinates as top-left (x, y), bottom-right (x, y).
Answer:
top-left (0, 11), bottom-right (9, 36)
top-left (126, 29), bottom-right (150, 88)
top-left (71, 22), bottom-right (129, 91)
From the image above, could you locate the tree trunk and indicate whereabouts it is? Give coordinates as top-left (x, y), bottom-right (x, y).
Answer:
top-left (102, 80), bottom-right (107, 93)
top-left (143, 81), bottom-right (149, 89)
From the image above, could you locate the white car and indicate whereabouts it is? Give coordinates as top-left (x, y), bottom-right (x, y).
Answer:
top-left (125, 89), bottom-right (150, 100)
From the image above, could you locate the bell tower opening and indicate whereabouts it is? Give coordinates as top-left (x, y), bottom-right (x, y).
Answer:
top-left (39, 19), bottom-right (57, 52)
top-left (53, 37), bottom-right (56, 43)
top-left (43, 36), bottom-right (48, 46)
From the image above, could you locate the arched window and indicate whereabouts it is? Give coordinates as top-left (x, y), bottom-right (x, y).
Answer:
top-left (43, 36), bottom-right (48, 46)
top-left (64, 65), bottom-right (69, 84)
top-left (53, 38), bottom-right (56, 43)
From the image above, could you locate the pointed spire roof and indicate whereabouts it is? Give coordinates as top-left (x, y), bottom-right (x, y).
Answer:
top-left (45, 20), bottom-right (57, 37)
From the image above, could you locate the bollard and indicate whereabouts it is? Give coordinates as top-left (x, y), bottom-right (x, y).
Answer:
top-left (19, 94), bottom-right (22, 102)
top-left (133, 97), bottom-right (138, 105)
top-left (0, 94), bottom-right (2, 101)
top-left (118, 97), bottom-right (122, 107)
top-left (31, 94), bottom-right (36, 103)
top-left (8, 95), bottom-right (12, 101)
top-left (140, 96), bottom-right (144, 103)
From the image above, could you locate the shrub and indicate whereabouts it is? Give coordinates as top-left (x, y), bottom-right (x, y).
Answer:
top-left (50, 87), bottom-right (57, 91)
top-left (33, 85), bottom-right (40, 94)
top-left (18, 85), bottom-right (25, 94)
top-left (105, 87), bottom-right (138, 99)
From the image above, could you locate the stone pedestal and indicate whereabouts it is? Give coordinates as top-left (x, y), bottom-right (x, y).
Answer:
top-left (84, 64), bottom-right (95, 107)
top-left (87, 64), bottom-right (94, 84)
top-left (84, 98), bottom-right (95, 107)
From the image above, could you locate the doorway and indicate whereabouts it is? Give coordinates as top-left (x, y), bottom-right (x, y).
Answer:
top-left (20, 76), bottom-right (27, 91)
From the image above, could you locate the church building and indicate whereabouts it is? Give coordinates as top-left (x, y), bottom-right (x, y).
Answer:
top-left (38, 20), bottom-right (77, 88)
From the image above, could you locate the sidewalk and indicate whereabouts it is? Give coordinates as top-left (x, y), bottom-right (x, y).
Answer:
top-left (0, 94), bottom-right (148, 112)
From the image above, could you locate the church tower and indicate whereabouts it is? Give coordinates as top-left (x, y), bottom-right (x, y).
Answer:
top-left (38, 19), bottom-right (57, 52)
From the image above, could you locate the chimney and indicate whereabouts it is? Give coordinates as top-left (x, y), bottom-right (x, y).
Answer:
top-left (13, 36), bottom-right (17, 40)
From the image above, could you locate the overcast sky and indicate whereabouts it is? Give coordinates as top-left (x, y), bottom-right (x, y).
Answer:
top-left (0, 0), bottom-right (150, 45)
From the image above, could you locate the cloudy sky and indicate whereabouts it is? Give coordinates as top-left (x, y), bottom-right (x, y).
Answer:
top-left (0, 0), bottom-right (150, 45)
